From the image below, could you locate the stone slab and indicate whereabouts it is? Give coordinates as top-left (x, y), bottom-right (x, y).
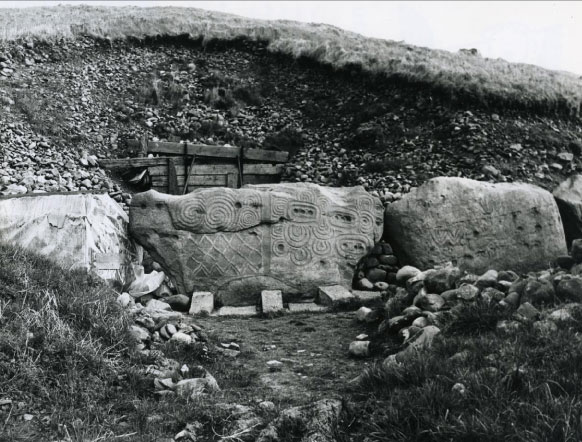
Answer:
top-left (0, 192), bottom-right (133, 284)
top-left (261, 290), bottom-right (284, 314)
top-left (130, 183), bottom-right (384, 306)
top-left (189, 292), bottom-right (214, 315)
top-left (214, 306), bottom-right (258, 317)
top-left (318, 285), bottom-right (354, 306)
top-left (288, 302), bottom-right (329, 313)
top-left (385, 177), bottom-right (567, 274)
top-left (351, 290), bottom-right (383, 305)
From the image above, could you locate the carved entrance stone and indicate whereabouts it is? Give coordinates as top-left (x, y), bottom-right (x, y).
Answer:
top-left (130, 183), bottom-right (383, 305)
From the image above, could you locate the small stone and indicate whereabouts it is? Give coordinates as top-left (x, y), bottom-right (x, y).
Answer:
top-left (116, 292), bottom-right (133, 307)
top-left (496, 268), bottom-right (517, 281)
top-left (396, 265), bottom-right (421, 284)
top-left (374, 281), bottom-right (389, 291)
top-left (424, 266), bottom-right (461, 294)
top-left (481, 287), bottom-right (505, 303)
top-left (366, 268), bottom-right (387, 283)
top-left (476, 270), bottom-right (498, 289)
top-left (267, 360), bottom-right (283, 371)
top-left (457, 284), bottom-right (480, 301)
top-left (170, 332), bottom-right (193, 345)
top-left (378, 255), bottom-right (398, 266)
top-left (129, 325), bottom-right (150, 342)
top-left (451, 383), bottom-right (467, 395)
top-left (556, 278), bottom-right (582, 303)
top-left (164, 294), bottom-right (190, 312)
top-left (357, 278), bottom-right (375, 290)
top-left (515, 302), bottom-right (540, 322)
top-left (145, 299), bottom-right (172, 312)
top-left (348, 341), bottom-right (370, 358)
top-left (558, 152), bottom-right (574, 162)
top-left (318, 285), bottom-right (354, 306)
top-left (261, 290), bottom-right (284, 314)
top-left (413, 293), bottom-right (445, 312)
top-left (572, 239), bottom-right (582, 263)
top-left (258, 401), bottom-right (276, 412)
top-left (411, 316), bottom-right (428, 328)
top-left (356, 306), bottom-right (377, 323)
top-left (189, 292), bottom-right (214, 315)
top-left (549, 307), bottom-right (575, 323)
top-left (503, 292), bottom-right (521, 307)
top-left (521, 279), bottom-right (555, 306)
top-left (356, 333), bottom-right (369, 340)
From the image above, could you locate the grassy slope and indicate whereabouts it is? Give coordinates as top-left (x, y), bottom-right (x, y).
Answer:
top-left (0, 5), bottom-right (581, 117)
top-left (352, 301), bottom-right (582, 442)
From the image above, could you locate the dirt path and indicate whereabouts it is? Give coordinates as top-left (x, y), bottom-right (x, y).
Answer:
top-left (196, 311), bottom-right (378, 405)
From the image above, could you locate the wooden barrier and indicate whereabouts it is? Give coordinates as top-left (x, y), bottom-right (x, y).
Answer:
top-left (102, 139), bottom-right (288, 194)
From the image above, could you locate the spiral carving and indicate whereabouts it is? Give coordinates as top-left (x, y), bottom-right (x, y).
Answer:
top-left (204, 194), bottom-right (237, 230)
top-left (169, 198), bottom-right (206, 232)
top-left (359, 212), bottom-right (375, 234)
top-left (237, 208), bottom-right (261, 229)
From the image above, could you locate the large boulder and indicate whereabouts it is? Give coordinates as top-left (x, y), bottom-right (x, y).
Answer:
top-left (384, 177), bottom-right (567, 274)
top-left (553, 175), bottom-right (582, 248)
top-left (0, 192), bottom-right (134, 283)
top-left (130, 184), bottom-right (383, 305)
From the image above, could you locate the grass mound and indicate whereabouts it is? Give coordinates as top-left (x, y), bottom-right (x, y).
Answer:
top-left (349, 305), bottom-right (582, 442)
top-left (1, 5), bottom-right (581, 117)
top-left (0, 244), bottom-right (138, 440)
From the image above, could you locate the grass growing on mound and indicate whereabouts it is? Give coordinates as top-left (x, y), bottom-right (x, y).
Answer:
top-left (350, 303), bottom-right (582, 442)
top-left (0, 5), bottom-right (581, 117)
top-left (0, 244), bottom-right (140, 440)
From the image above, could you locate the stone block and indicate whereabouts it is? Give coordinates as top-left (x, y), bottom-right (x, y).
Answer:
top-left (351, 290), bottom-right (383, 305)
top-left (261, 290), bottom-right (284, 314)
top-left (189, 292), bottom-right (214, 315)
top-left (318, 285), bottom-right (354, 306)
top-left (385, 177), bottom-right (567, 274)
top-left (288, 302), bottom-right (328, 313)
top-left (214, 306), bottom-right (257, 317)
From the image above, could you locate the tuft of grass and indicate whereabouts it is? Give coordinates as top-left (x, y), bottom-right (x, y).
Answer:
top-left (442, 298), bottom-right (510, 337)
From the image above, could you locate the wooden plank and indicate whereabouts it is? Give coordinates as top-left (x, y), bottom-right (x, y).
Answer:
top-left (147, 163), bottom-right (280, 177)
top-left (244, 164), bottom-right (284, 175)
top-left (244, 148), bottom-right (289, 163)
top-left (100, 158), bottom-right (169, 169)
top-left (147, 141), bottom-right (241, 159)
top-left (144, 141), bottom-right (288, 163)
top-left (140, 134), bottom-right (148, 157)
top-left (227, 173), bottom-right (237, 188)
top-left (152, 174), bottom-right (231, 187)
top-left (148, 164), bottom-right (239, 177)
top-left (168, 158), bottom-right (179, 195)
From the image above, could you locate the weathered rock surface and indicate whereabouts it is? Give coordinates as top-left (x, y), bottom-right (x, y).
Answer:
top-left (0, 192), bottom-right (133, 283)
top-left (130, 184), bottom-right (383, 305)
top-left (553, 175), bottom-right (582, 247)
top-left (385, 177), bottom-right (567, 273)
